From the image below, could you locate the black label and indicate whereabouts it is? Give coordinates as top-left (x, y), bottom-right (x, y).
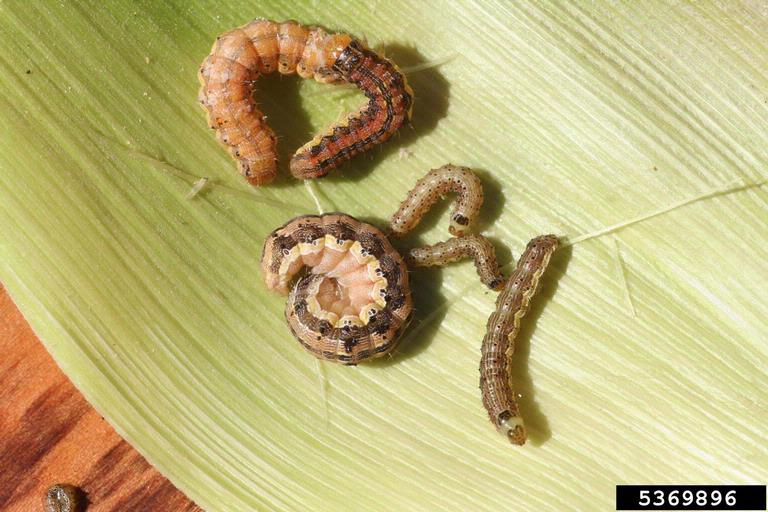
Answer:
top-left (616, 485), bottom-right (766, 510)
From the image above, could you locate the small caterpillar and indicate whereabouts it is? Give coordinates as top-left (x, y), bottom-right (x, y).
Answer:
top-left (44, 484), bottom-right (83, 512)
top-left (261, 213), bottom-right (412, 365)
top-left (199, 19), bottom-right (413, 186)
top-left (406, 235), bottom-right (504, 290)
top-left (479, 235), bottom-right (558, 445)
top-left (390, 164), bottom-right (483, 237)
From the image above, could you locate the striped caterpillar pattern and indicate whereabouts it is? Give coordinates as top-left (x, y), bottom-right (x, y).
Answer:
top-left (479, 235), bottom-right (559, 445)
top-left (261, 214), bottom-right (412, 365)
top-left (406, 235), bottom-right (504, 290)
top-left (198, 19), bottom-right (413, 186)
top-left (390, 164), bottom-right (483, 237)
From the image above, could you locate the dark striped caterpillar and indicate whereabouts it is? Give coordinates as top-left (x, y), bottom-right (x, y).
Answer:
top-left (479, 235), bottom-right (558, 445)
top-left (261, 213), bottom-right (412, 365)
top-left (198, 19), bottom-right (413, 186)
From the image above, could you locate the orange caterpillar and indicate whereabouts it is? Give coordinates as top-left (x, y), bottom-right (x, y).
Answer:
top-left (198, 19), bottom-right (414, 186)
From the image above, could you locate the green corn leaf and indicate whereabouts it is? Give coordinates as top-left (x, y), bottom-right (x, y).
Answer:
top-left (1, 1), bottom-right (766, 511)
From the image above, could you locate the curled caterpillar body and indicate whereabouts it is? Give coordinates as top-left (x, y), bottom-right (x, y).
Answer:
top-left (261, 213), bottom-right (412, 365)
top-left (480, 235), bottom-right (558, 445)
top-left (390, 164), bottom-right (483, 237)
top-left (406, 235), bottom-right (504, 290)
top-left (44, 484), bottom-right (83, 512)
top-left (199, 19), bottom-right (413, 186)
